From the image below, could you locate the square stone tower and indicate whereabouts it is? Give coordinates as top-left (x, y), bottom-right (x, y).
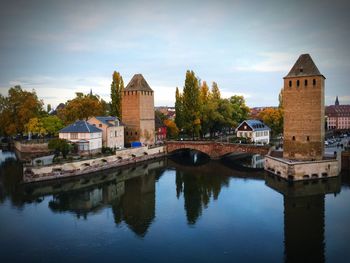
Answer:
top-left (122, 74), bottom-right (155, 145)
top-left (283, 54), bottom-right (325, 160)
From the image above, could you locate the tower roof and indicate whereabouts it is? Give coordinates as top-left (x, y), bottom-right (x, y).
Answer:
top-left (284, 54), bottom-right (324, 78)
top-left (125, 74), bottom-right (153, 92)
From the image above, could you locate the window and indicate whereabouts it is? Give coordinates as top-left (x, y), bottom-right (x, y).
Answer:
top-left (300, 68), bottom-right (303, 73)
top-left (304, 79), bottom-right (308, 86)
top-left (313, 79), bottom-right (316, 86)
top-left (135, 131), bottom-right (138, 135)
top-left (126, 131), bottom-right (128, 136)
top-left (307, 136), bottom-right (310, 141)
top-left (99, 124), bottom-right (102, 128)
top-left (71, 133), bottom-right (78, 139)
top-left (292, 136), bottom-right (295, 141)
top-left (115, 131), bottom-right (117, 137)
top-left (289, 80), bottom-right (292, 87)
top-left (297, 80), bottom-right (300, 87)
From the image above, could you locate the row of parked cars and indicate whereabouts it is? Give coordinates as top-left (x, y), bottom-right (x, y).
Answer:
top-left (325, 133), bottom-right (348, 146)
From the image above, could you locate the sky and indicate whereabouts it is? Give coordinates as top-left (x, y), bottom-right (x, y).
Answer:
top-left (0, 0), bottom-right (349, 109)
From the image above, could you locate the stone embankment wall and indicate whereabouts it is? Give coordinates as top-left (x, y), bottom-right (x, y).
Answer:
top-left (342, 151), bottom-right (350, 171)
top-left (24, 146), bottom-right (165, 183)
top-left (265, 155), bottom-right (339, 181)
top-left (14, 141), bottom-right (49, 153)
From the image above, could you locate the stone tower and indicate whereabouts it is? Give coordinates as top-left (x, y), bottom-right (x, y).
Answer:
top-left (283, 54), bottom-right (325, 160)
top-left (122, 74), bottom-right (155, 145)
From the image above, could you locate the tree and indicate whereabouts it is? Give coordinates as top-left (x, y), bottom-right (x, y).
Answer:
top-left (258, 107), bottom-right (284, 136)
top-left (110, 71), bottom-right (124, 117)
top-left (211, 82), bottom-right (221, 100)
top-left (25, 118), bottom-right (45, 136)
top-left (25, 115), bottom-right (64, 137)
top-left (175, 87), bottom-right (185, 130)
top-left (0, 86), bottom-right (43, 136)
top-left (199, 81), bottom-right (211, 138)
top-left (57, 92), bottom-right (106, 124)
top-left (229, 95), bottom-right (250, 127)
top-left (48, 138), bottom-right (70, 158)
top-left (47, 104), bottom-right (51, 113)
top-left (164, 119), bottom-right (179, 138)
top-left (182, 70), bottom-right (201, 138)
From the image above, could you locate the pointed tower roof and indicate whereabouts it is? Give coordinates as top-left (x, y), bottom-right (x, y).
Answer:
top-left (125, 74), bottom-right (153, 92)
top-left (284, 54), bottom-right (324, 78)
top-left (335, 96), bottom-right (340, 106)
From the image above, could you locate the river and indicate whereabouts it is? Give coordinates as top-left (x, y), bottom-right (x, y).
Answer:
top-left (0, 150), bottom-right (349, 263)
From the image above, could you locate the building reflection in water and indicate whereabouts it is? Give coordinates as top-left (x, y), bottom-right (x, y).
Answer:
top-left (265, 175), bottom-right (341, 263)
top-left (44, 160), bottom-right (165, 237)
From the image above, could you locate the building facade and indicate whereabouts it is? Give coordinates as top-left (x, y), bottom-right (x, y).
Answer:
top-left (59, 120), bottom-right (102, 155)
top-left (122, 74), bottom-right (155, 146)
top-left (88, 116), bottom-right (124, 149)
top-left (283, 54), bottom-right (325, 161)
top-left (155, 115), bottom-right (167, 143)
top-left (326, 97), bottom-right (350, 130)
top-left (236, 120), bottom-right (270, 144)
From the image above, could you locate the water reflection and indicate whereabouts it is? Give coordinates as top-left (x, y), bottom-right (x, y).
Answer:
top-left (265, 175), bottom-right (341, 263)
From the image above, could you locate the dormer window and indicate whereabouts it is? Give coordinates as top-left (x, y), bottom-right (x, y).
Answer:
top-left (299, 68), bottom-right (303, 73)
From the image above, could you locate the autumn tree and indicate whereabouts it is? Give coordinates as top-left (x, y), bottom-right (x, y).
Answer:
top-left (58, 92), bottom-right (106, 125)
top-left (182, 70), bottom-right (201, 138)
top-left (110, 71), bottom-right (124, 117)
top-left (258, 107), bottom-right (283, 136)
top-left (164, 119), bottom-right (179, 138)
top-left (0, 86), bottom-right (43, 136)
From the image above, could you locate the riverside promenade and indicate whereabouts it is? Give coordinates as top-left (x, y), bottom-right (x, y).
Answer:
top-left (23, 146), bottom-right (165, 183)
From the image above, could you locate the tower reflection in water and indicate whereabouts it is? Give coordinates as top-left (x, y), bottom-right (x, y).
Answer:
top-left (265, 175), bottom-right (341, 263)
top-left (47, 160), bottom-right (164, 237)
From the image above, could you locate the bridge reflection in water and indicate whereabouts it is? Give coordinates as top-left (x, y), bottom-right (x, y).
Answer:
top-left (265, 174), bottom-right (341, 263)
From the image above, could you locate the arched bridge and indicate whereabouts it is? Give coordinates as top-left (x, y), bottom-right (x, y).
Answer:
top-left (165, 141), bottom-right (270, 159)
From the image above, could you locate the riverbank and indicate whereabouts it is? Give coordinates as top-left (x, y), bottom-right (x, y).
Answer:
top-left (23, 146), bottom-right (166, 183)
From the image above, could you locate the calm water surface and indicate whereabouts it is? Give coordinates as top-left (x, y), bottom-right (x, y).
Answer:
top-left (0, 151), bottom-right (349, 263)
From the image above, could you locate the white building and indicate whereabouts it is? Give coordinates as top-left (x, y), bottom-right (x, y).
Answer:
top-left (236, 119), bottom-right (271, 144)
top-left (59, 120), bottom-right (102, 155)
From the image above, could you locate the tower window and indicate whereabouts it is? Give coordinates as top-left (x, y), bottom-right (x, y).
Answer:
top-left (289, 80), bottom-right (292, 87)
top-left (296, 80), bottom-right (300, 87)
top-left (313, 79), bottom-right (316, 86)
top-left (300, 68), bottom-right (303, 73)
top-left (304, 79), bottom-right (308, 86)
top-left (292, 136), bottom-right (295, 141)
top-left (307, 136), bottom-right (310, 141)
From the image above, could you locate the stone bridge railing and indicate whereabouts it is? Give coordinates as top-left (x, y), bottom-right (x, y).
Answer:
top-left (165, 141), bottom-right (270, 159)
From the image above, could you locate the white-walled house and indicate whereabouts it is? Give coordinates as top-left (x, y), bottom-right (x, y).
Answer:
top-left (87, 116), bottom-right (124, 149)
top-left (236, 120), bottom-right (271, 144)
top-left (59, 120), bottom-right (102, 155)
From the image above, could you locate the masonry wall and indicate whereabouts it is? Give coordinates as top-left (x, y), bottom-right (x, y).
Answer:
top-left (122, 90), bottom-right (155, 145)
top-left (283, 76), bottom-right (325, 160)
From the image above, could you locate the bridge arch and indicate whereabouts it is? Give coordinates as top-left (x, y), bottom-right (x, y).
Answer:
top-left (165, 141), bottom-right (270, 159)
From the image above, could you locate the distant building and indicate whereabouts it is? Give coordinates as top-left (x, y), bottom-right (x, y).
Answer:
top-left (88, 116), bottom-right (124, 149)
top-left (235, 119), bottom-right (270, 144)
top-left (326, 96), bottom-right (350, 130)
top-left (155, 115), bottom-right (167, 143)
top-left (59, 120), bottom-right (102, 155)
top-left (155, 106), bottom-right (176, 120)
top-left (122, 74), bottom-right (155, 145)
top-left (283, 54), bottom-right (325, 160)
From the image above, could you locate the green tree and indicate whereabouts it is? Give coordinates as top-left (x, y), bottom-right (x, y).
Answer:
top-left (175, 87), bottom-right (185, 131)
top-left (229, 95), bottom-right (250, 127)
top-left (41, 116), bottom-right (64, 136)
top-left (48, 138), bottom-right (70, 158)
top-left (211, 82), bottom-right (221, 100)
top-left (182, 70), bottom-right (200, 138)
top-left (47, 104), bottom-right (51, 113)
top-left (57, 92), bottom-right (106, 124)
top-left (110, 71), bottom-right (124, 117)
top-left (199, 81), bottom-right (211, 138)
top-left (0, 86), bottom-right (43, 136)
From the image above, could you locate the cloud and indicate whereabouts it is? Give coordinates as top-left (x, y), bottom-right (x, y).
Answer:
top-left (235, 52), bottom-right (296, 72)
